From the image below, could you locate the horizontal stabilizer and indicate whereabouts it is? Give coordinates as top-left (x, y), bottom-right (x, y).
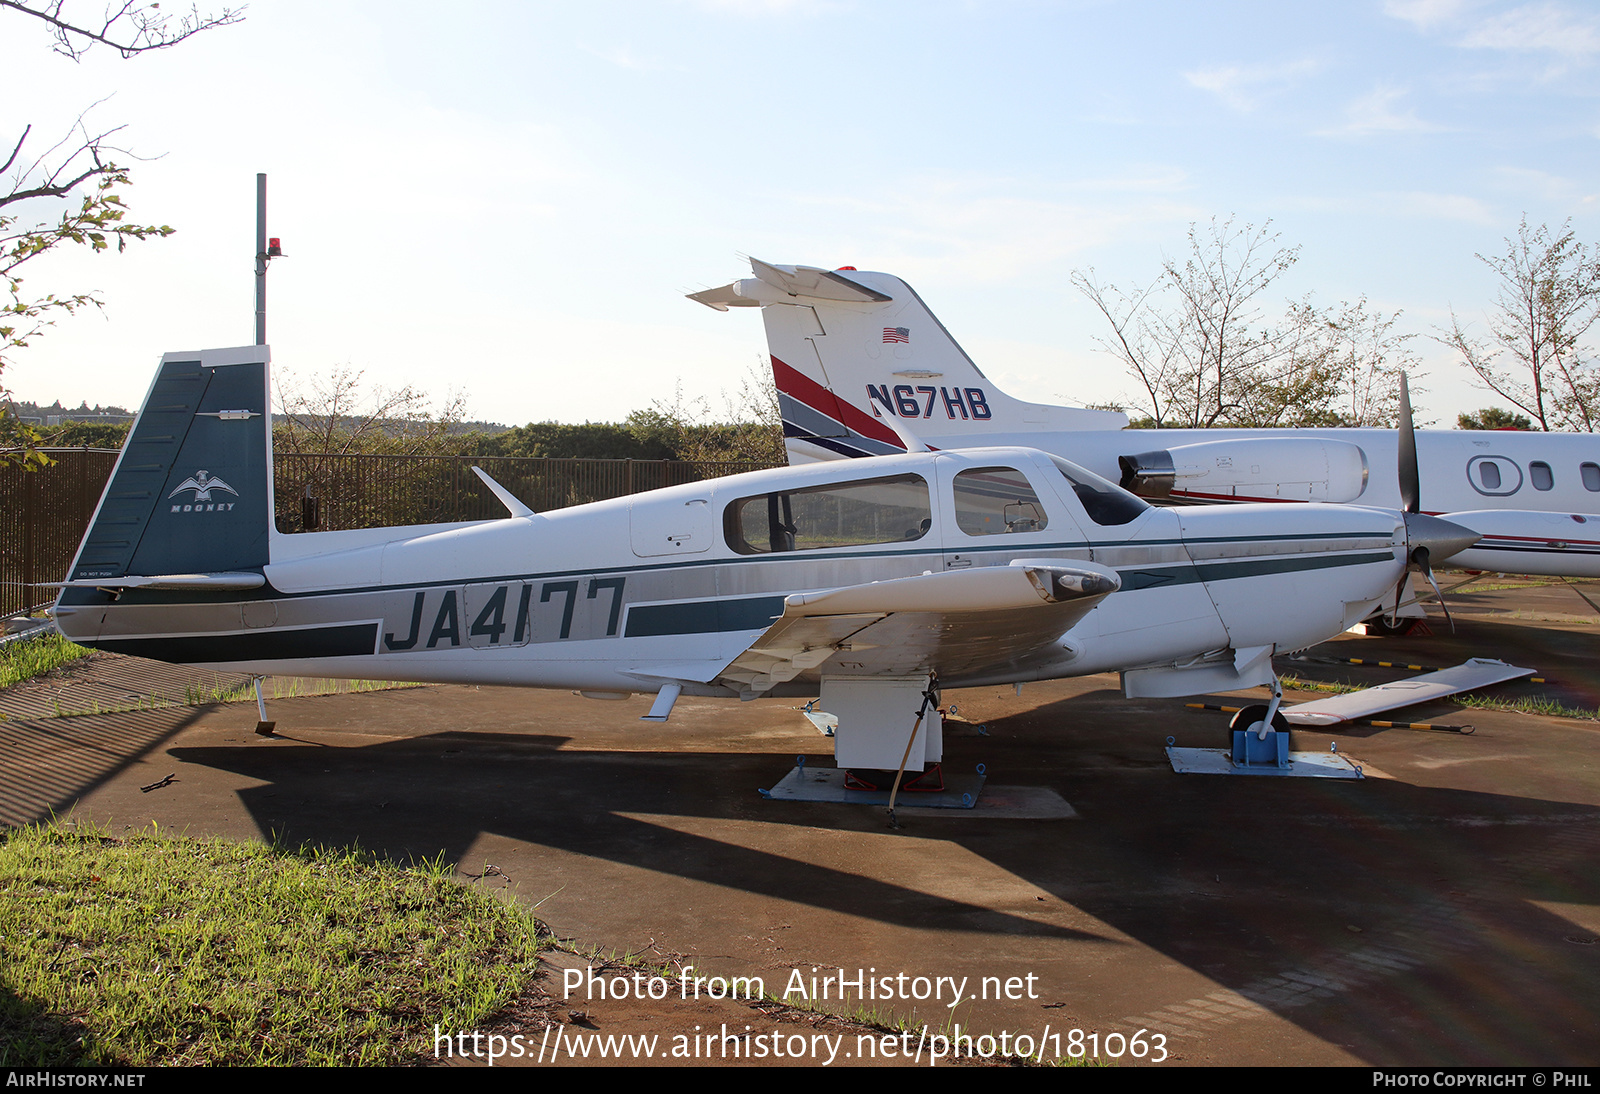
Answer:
top-left (51, 572), bottom-right (268, 591)
top-left (688, 260), bottom-right (892, 311)
top-left (1284, 658), bottom-right (1534, 726)
top-left (749, 259), bottom-right (892, 302)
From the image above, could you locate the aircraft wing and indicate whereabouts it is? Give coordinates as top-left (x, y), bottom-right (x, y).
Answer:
top-left (1283, 658), bottom-right (1534, 726)
top-left (716, 562), bottom-right (1120, 694)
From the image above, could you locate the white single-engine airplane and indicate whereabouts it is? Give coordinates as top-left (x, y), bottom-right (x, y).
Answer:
top-left (690, 260), bottom-right (1600, 579)
top-left (52, 345), bottom-right (1475, 777)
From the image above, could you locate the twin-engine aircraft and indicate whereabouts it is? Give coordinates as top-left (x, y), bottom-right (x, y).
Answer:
top-left (690, 260), bottom-right (1600, 579)
top-left (52, 345), bottom-right (1474, 774)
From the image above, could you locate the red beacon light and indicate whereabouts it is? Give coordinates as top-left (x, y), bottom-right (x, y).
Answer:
top-left (836, 266), bottom-right (857, 270)
top-left (266, 237), bottom-right (284, 257)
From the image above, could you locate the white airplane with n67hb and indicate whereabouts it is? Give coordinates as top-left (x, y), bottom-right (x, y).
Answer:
top-left (52, 345), bottom-right (1474, 775)
top-left (690, 259), bottom-right (1600, 579)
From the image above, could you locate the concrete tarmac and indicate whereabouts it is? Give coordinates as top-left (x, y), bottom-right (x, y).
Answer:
top-left (2, 580), bottom-right (1597, 1067)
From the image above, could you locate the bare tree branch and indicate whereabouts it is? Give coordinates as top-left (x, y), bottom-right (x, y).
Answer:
top-left (0, 0), bottom-right (244, 61)
top-left (1439, 217), bottom-right (1600, 432)
top-left (1, 3), bottom-right (242, 469)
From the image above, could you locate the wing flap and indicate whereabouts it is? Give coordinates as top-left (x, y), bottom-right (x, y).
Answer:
top-left (718, 562), bottom-right (1119, 692)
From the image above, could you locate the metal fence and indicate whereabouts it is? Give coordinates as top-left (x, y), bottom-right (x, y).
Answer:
top-left (272, 453), bottom-right (774, 532)
top-left (0, 449), bottom-right (121, 618)
top-left (3, 450), bottom-right (778, 616)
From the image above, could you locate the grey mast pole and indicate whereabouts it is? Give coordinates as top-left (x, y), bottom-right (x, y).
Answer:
top-left (254, 173), bottom-right (267, 345)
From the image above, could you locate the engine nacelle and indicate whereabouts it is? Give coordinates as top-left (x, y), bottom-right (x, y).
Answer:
top-left (1118, 438), bottom-right (1370, 503)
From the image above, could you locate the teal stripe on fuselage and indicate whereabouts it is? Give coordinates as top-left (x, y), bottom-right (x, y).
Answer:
top-left (624, 596), bottom-right (788, 637)
top-left (1117, 550), bottom-right (1394, 591)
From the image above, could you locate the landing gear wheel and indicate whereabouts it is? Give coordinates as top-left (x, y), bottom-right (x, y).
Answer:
top-left (1229, 704), bottom-right (1290, 743)
top-left (1367, 616), bottom-right (1419, 637)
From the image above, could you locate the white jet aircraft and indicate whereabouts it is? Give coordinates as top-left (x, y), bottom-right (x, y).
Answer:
top-left (690, 260), bottom-right (1600, 580)
top-left (52, 345), bottom-right (1475, 777)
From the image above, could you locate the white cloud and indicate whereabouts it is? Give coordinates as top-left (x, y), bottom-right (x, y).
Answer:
top-left (684, 0), bottom-right (839, 14)
top-left (1278, 190), bottom-right (1494, 223)
top-left (1183, 59), bottom-right (1321, 112)
top-left (1388, 0), bottom-right (1600, 59)
top-left (1384, 0), bottom-right (1474, 31)
top-left (1320, 83), bottom-right (1446, 136)
top-left (1388, 191), bottom-right (1496, 222)
top-left (783, 178), bottom-right (1202, 286)
top-left (1459, 2), bottom-right (1600, 57)
top-left (1489, 165), bottom-right (1579, 200)
top-left (581, 44), bottom-right (674, 71)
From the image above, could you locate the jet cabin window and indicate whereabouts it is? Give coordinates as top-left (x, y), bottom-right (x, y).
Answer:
top-left (954, 467), bottom-right (1049, 535)
top-left (1049, 456), bottom-right (1149, 526)
top-left (1584, 463), bottom-right (1600, 492)
top-left (724, 474), bottom-right (932, 554)
top-left (1531, 461), bottom-right (1554, 491)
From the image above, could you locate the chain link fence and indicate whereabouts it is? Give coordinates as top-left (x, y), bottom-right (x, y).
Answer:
top-left (0, 449), bottom-right (121, 618)
top-left (272, 453), bottom-right (771, 533)
top-left (3, 450), bottom-right (777, 617)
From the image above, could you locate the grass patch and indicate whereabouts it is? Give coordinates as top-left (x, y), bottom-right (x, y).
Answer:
top-left (179, 677), bottom-right (424, 708)
top-left (0, 630), bottom-right (90, 690)
top-left (44, 677), bottom-right (426, 719)
top-left (1454, 693), bottom-right (1600, 720)
top-left (1283, 675), bottom-right (1600, 721)
top-left (1278, 674), bottom-right (1362, 696)
top-left (0, 823), bottom-right (540, 1065)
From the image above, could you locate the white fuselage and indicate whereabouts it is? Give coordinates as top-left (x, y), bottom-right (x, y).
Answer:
top-left (56, 448), bottom-right (1409, 699)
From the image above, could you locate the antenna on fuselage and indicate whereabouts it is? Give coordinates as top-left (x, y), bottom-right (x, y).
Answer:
top-left (883, 414), bottom-right (930, 454)
top-left (472, 466), bottom-right (536, 518)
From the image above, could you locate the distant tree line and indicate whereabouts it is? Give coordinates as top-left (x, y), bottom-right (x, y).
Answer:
top-left (9, 405), bottom-right (787, 462)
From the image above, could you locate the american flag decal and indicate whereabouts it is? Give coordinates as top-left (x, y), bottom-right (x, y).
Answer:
top-left (882, 327), bottom-right (910, 344)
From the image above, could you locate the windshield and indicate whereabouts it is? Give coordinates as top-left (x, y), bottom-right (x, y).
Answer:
top-left (1049, 456), bottom-right (1149, 526)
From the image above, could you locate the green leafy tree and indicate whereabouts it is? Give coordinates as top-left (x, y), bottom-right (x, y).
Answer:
top-left (1457, 407), bottom-right (1533, 431)
top-left (636, 361), bottom-right (785, 464)
top-left (0, 1), bottom-right (242, 467)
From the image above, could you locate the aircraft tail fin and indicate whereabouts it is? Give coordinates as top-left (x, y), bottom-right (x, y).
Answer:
top-left (690, 259), bottom-right (1126, 462)
top-left (64, 346), bottom-right (274, 585)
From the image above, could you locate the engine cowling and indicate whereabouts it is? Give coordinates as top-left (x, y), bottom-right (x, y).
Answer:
top-left (1118, 438), bottom-right (1370, 503)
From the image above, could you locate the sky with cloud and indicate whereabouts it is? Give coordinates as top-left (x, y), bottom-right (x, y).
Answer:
top-left (5, 0), bottom-right (1597, 427)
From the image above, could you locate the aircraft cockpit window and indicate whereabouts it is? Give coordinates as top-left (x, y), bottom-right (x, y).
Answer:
top-left (1584, 463), bottom-right (1600, 492)
top-left (953, 467), bottom-right (1050, 536)
top-left (1049, 456), bottom-right (1149, 526)
top-left (1531, 461), bottom-right (1554, 491)
top-left (723, 474), bottom-right (932, 554)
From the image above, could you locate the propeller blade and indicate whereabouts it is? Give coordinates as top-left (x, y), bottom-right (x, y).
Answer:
top-left (1411, 545), bottom-right (1455, 633)
top-left (1398, 372), bottom-right (1419, 515)
top-left (1389, 512), bottom-right (1478, 633)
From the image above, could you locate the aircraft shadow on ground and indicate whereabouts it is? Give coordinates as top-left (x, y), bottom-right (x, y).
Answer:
top-left (170, 695), bottom-right (1600, 1065)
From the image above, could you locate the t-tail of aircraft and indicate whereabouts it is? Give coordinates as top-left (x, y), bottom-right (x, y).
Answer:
top-left (59, 345), bottom-right (273, 595)
top-left (689, 260), bottom-right (1126, 463)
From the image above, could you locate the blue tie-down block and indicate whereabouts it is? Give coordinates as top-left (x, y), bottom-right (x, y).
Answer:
top-left (1232, 727), bottom-right (1291, 768)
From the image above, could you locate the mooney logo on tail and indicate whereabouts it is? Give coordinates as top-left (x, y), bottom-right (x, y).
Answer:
top-left (168, 469), bottom-right (239, 503)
